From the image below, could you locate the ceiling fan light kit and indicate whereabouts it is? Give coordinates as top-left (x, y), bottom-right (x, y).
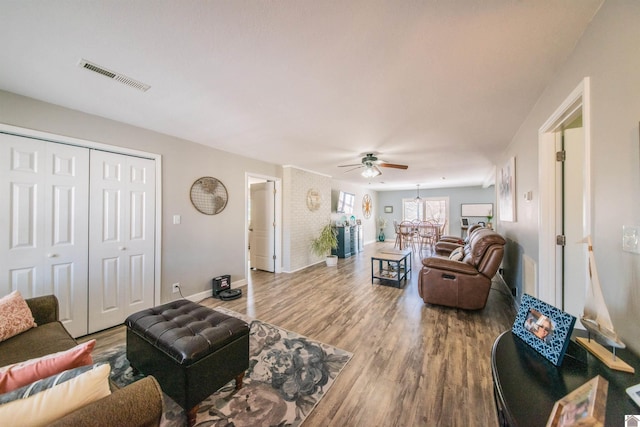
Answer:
top-left (362, 165), bottom-right (381, 178)
top-left (339, 153), bottom-right (408, 179)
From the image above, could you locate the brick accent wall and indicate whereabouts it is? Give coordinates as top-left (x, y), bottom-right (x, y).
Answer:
top-left (283, 166), bottom-right (332, 272)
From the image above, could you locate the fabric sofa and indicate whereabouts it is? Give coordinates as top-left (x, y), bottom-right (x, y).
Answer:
top-left (418, 228), bottom-right (506, 310)
top-left (0, 294), bottom-right (163, 427)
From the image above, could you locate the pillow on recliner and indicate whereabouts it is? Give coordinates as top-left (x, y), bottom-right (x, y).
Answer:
top-left (449, 247), bottom-right (464, 261)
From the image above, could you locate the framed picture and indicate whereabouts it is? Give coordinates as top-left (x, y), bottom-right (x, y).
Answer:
top-left (626, 382), bottom-right (640, 408)
top-left (512, 294), bottom-right (576, 366)
top-left (499, 157), bottom-right (516, 221)
top-left (384, 206), bottom-right (393, 213)
top-left (546, 376), bottom-right (608, 427)
top-left (460, 203), bottom-right (493, 217)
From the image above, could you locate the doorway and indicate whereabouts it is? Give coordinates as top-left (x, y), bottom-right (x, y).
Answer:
top-left (246, 174), bottom-right (282, 274)
top-left (538, 78), bottom-right (591, 319)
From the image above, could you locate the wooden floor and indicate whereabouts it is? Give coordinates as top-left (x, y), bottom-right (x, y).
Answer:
top-left (85, 241), bottom-right (517, 426)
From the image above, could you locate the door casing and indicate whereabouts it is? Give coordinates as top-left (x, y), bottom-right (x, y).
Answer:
top-left (538, 78), bottom-right (592, 308)
top-left (246, 173), bottom-right (282, 274)
top-left (0, 123), bottom-right (163, 311)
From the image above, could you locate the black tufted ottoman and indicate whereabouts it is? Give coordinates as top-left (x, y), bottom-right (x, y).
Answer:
top-left (125, 300), bottom-right (249, 426)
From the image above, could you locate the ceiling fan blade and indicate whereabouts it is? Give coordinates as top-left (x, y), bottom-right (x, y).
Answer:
top-left (338, 163), bottom-right (363, 168)
top-left (343, 165), bottom-right (364, 173)
top-left (378, 162), bottom-right (408, 170)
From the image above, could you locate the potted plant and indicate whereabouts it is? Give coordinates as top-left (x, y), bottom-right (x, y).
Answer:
top-left (311, 223), bottom-right (339, 266)
top-left (486, 215), bottom-right (493, 230)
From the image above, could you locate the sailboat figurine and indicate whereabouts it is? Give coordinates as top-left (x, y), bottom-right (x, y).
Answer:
top-left (576, 236), bottom-right (635, 373)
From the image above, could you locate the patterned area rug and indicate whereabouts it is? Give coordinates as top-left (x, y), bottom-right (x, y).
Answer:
top-left (93, 308), bottom-right (352, 427)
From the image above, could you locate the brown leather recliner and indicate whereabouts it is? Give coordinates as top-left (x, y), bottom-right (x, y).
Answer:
top-left (418, 228), bottom-right (506, 310)
top-left (435, 224), bottom-right (483, 257)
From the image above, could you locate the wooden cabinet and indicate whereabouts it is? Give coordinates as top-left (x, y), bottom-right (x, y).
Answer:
top-left (350, 225), bottom-right (363, 254)
top-left (491, 330), bottom-right (640, 427)
top-left (332, 226), bottom-right (351, 258)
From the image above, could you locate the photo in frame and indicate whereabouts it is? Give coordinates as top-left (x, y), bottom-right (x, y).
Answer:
top-left (384, 206), bottom-right (393, 213)
top-left (512, 294), bottom-right (576, 366)
top-left (546, 375), bottom-right (608, 427)
top-left (499, 156), bottom-right (516, 221)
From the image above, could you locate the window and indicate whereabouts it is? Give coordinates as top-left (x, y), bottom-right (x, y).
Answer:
top-left (402, 197), bottom-right (449, 233)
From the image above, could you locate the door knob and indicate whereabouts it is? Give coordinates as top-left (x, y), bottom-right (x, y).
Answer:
top-left (46, 253), bottom-right (58, 258)
top-left (119, 246), bottom-right (126, 251)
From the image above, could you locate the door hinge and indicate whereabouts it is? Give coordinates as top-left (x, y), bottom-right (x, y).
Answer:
top-left (272, 254), bottom-right (277, 260)
top-left (556, 150), bottom-right (566, 162)
top-left (556, 235), bottom-right (566, 246)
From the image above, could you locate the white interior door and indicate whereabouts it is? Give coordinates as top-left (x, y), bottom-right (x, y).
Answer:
top-left (0, 134), bottom-right (89, 337)
top-left (89, 150), bottom-right (155, 333)
top-left (562, 127), bottom-right (587, 320)
top-left (250, 181), bottom-right (275, 272)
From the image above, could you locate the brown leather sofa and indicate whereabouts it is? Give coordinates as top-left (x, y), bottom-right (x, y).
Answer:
top-left (0, 295), bottom-right (164, 427)
top-left (418, 228), bottom-right (506, 310)
top-left (435, 224), bottom-right (483, 257)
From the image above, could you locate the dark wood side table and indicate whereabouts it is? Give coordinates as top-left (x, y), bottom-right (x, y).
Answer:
top-left (370, 249), bottom-right (412, 288)
top-left (491, 330), bottom-right (640, 427)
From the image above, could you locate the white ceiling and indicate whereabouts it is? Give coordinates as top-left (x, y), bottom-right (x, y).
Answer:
top-left (0, 0), bottom-right (602, 190)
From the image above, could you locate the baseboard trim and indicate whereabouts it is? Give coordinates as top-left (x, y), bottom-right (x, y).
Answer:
top-left (182, 279), bottom-right (248, 303)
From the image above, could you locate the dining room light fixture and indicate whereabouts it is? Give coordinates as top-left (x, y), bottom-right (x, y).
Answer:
top-left (415, 184), bottom-right (422, 203)
top-left (361, 164), bottom-right (381, 178)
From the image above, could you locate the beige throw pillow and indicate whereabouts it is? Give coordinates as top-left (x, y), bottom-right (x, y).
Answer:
top-left (0, 363), bottom-right (111, 427)
top-left (449, 247), bottom-right (464, 262)
top-left (0, 291), bottom-right (36, 343)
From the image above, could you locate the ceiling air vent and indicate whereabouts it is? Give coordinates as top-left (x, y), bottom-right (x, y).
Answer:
top-left (78, 59), bottom-right (150, 92)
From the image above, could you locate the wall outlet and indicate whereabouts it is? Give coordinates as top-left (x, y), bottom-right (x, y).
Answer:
top-left (172, 283), bottom-right (180, 293)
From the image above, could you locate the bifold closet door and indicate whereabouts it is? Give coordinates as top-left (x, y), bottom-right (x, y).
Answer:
top-left (88, 150), bottom-right (155, 334)
top-left (0, 134), bottom-right (89, 337)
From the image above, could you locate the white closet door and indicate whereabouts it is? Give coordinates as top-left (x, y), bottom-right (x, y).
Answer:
top-left (0, 134), bottom-right (89, 337)
top-left (88, 151), bottom-right (155, 333)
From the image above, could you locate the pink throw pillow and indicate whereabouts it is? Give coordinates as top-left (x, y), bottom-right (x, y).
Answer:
top-left (0, 340), bottom-right (96, 394)
top-left (0, 291), bottom-right (36, 343)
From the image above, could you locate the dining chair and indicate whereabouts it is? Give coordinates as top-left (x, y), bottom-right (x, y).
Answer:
top-left (393, 220), bottom-right (401, 249)
top-left (399, 221), bottom-right (416, 252)
top-left (417, 221), bottom-right (438, 256)
top-left (438, 219), bottom-right (447, 242)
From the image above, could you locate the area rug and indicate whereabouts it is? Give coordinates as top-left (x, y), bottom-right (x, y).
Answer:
top-left (93, 308), bottom-right (353, 427)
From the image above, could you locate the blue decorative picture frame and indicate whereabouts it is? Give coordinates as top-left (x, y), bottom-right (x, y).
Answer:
top-left (512, 294), bottom-right (576, 366)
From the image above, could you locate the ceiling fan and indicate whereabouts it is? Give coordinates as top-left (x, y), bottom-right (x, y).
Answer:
top-left (339, 153), bottom-right (408, 178)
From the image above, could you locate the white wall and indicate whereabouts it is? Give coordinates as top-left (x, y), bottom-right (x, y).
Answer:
top-left (499, 0), bottom-right (640, 353)
top-left (0, 90), bottom-right (281, 303)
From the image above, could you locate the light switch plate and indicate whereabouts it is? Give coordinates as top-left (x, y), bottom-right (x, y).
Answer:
top-left (622, 225), bottom-right (640, 254)
top-left (173, 214), bottom-right (181, 225)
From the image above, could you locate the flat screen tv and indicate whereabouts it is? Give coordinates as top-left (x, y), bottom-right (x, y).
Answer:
top-left (337, 191), bottom-right (355, 214)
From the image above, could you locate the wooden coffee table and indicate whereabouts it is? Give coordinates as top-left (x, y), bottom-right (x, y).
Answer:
top-left (371, 249), bottom-right (412, 288)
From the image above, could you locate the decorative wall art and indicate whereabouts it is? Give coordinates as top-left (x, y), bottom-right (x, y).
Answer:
top-left (461, 203), bottom-right (493, 217)
top-left (306, 188), bottom-right (321, 211)
top-left (362, 194), bottom-right (372, 218)
top-left (190, 177), bottom-right (228, 215)
top-left (499, 157), bottom-right (516, 222)
top-left (512, 294), bottom-right (576, 366)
